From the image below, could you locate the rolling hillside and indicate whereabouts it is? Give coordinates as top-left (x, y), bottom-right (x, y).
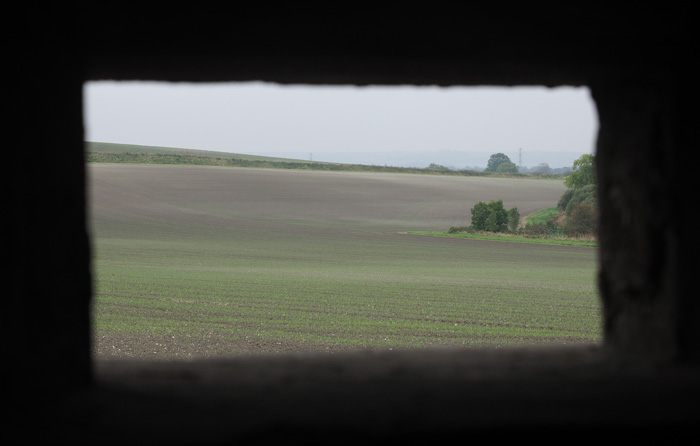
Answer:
top-left (88, 163), bottom-right (566, 235)
top-left (86, 161), bottom-right (600, 359)
top-left (87, 141), bottom-right (321, 163)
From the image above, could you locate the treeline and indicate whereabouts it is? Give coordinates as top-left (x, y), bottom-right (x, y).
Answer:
top-left (86, 145), bottom-right (574, 180)
top-left (450, 154), bottom-right (597, 239)
top-left (87, 152), bottom-right (525, 177)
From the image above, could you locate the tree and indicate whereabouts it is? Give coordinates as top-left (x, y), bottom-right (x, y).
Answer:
top-left (471, 199), bottom-right (509, 232)
top-left (564, 183), bottom-right (596, 216)
top-left (485, 153), bottom-right (513, 172)
top-left (559, 154), bottom-right (598, 234)
top-left (427, 163), bottom-right (450, 171)
top-left (564, 154), bottom-right (595, 189)
top-left (507, 207), bottom-right (520, 232)
top-left (496, 161), bottom-right (518, 173)
top-left (557, 188), bottom-right (575, 211)
top-left (532, 162), bottom-right (552, 175)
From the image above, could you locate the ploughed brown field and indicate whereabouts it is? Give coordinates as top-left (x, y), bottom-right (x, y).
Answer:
top-left (88, 163), bottom-right (600, 359)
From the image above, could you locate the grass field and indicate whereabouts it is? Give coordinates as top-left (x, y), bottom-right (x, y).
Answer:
top-left (525, 207), bottom-right (561, 226)
top-left (88, 163), bottom-right (601, 359)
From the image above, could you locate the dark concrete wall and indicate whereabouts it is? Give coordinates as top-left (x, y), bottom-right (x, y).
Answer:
top-left (10, 5), bottom-right (696, 421)
top-left (12, 58), bottom-right (92, 391)
top-left (594, 78), bottom-right (696, 364)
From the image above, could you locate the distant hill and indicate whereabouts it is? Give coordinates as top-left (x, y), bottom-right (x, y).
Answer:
top-left (86, 142), bottom-right (318, 164)
top-left (85, 141), bottom-right (568, 179)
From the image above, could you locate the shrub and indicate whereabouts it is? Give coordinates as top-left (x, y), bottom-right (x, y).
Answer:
top-left (507, 207), bottom-right (520, 232)
top-left (520, 221), bottom-right (565, 238)
top-left (565, 202), bottom-right (598, 235)
top-left (558, 188), bottom-right (575, 211)
top-left (565, 184), bottom-right (597, 216)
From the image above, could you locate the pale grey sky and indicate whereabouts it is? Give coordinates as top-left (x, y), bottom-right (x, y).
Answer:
top-left (84, 81), bottom-right (597, 169)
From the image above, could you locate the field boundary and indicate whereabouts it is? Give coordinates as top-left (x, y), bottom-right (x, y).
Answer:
top-left (405, 231), bottom-right (598, 247)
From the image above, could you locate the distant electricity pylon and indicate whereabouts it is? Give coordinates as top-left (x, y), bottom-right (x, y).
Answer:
top-left (518, 148), bottom-right (522, 169)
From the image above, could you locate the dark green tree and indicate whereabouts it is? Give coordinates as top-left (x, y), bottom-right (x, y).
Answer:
top-left (559, 154), bottom-right (598, 235)
top-left (557, 188), bottom-right (575, 211)
top-left (471, 199), bottom-right (509, 232)
top-left (485, 153), bottom-right (513, 172)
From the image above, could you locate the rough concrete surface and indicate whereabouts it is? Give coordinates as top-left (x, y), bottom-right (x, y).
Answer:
top-left (23, 345), bottom-right (700, 444)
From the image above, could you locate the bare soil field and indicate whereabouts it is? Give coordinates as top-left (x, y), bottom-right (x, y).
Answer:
top-left (88, 163), bottom-right (565, 234)
top-left (88, 164), bottom-right (599, 359)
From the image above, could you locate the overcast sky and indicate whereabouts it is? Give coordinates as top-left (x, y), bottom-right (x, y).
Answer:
top-left (84, 81), bottom-right (597, 169)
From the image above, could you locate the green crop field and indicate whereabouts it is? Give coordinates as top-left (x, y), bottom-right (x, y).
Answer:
top-left (88, 163), bottom-right (601, 360)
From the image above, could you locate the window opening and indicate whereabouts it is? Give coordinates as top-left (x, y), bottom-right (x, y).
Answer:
top-left (85, 81), bottom-right (601, 360)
